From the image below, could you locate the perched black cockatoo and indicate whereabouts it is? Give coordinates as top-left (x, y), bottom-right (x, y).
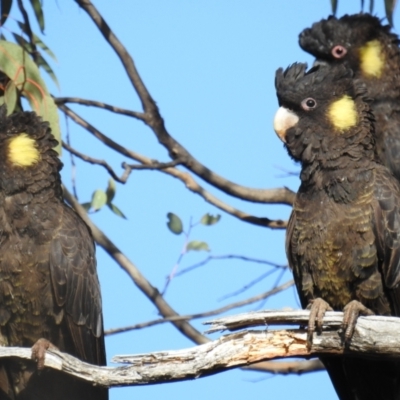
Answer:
top-left (0, 107), bottom-right (108, 399)
top-left (274, 63), bottom-right (400, 400)
top-left (299, 14), bottom-right (400, 182)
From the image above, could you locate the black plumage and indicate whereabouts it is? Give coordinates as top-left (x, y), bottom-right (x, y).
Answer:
top-left (274, 63), bottom-right (400, 400)
top-left (299, 13), bottom-right (400, 182)
top-left (0, 107), bottom-right (107, 399)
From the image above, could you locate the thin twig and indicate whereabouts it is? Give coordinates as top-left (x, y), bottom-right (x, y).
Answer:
top-left (54, 97), bottom-right (146, 121)
top-left (62, 141), bottom-right (132, 183)
top-left (218, 269), bottom-right (282, 301)
top-left (105, 280), bottom-right (294, 335)
top-left (122, 160), bottom-right (182, 171)
top-left (176, 255), bottom-right (287, 277)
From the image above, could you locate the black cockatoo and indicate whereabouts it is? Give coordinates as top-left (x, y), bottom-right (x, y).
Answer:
top-left (299, 14), bottom-right (400, 182)
top-left (274, 63), bottom-right (400, 400)
top-left (0, 107), bottom-right (108, 400)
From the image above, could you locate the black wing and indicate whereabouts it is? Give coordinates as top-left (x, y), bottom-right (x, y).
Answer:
top-left (373, 166), bottom-right (400, 316)
top-left (49, 204), bottom-right (106, 365)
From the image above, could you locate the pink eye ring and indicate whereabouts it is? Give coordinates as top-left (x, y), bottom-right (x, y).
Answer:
top-left (301, 98), bottom-right (317, 111)
top-left (331, 45), bottom-right (347, 59)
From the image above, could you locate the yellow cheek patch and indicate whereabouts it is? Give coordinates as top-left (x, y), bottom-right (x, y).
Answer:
top-left (327, 95), bottom-right (358, 132)
top-left (8, 133), bottom-right (40, 167)
top-left (359, 40), bottom-right (384, 78)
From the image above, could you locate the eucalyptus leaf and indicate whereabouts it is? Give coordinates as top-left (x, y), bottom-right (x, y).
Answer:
top-left (1, 0), bottom-right (12, 26)
top-left (106, 178), bottom-right (116, 202)
top-left (186, 240), bottom-right (210, 252)
top-left (369, 0), bottom-right (374, 13)
top-left (17, 22), bottom-right (57, 60)
top-left (331, 0), bottom-right (338, 14)
top-left (0, 41), bottom-right (61, 153)
top-left (80, 202), bottom-right (91, 212)
top-left (91, 189), bottom-right (107, 211)
top-left (107, 202), bottom-right (127, 219)
top-left (4, 80), bottom-right (16, 114)
top-left (29, 0), bottom-right (44, 33)
top-left (34, 53), bottom-right (59, 88)
top-left (166, 212), bottom-right (183, 235)
top-left (200, 213), bottom-right (221, 226)
top-left (385, 0), bottom-right (397, 26)
top-left (12, 32), bottom-right (33, 52)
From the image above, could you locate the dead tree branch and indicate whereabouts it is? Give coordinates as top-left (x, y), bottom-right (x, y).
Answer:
top-left (4, 310), bottom-right (400, 387)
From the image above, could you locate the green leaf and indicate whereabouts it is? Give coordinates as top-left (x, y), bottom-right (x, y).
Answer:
top-left (80, 202), bottom-right (91, 212)
top-left (200, 213), bottom-right (221, 226)
top-left (0, 41), bottom-right (61, 153)
top-left (4, 80), bottom-right (16, 114)
top-left (385, 0), bottom-right (397, 26)
top-left (91, 189), bottom-right (107, 211)
top-left (17, 21), bottom-right (57, 60)
top-left (29, 0), bottom-right (44, 33)
top-left (12, 32), bottom-right (33, 52)
top-left (166, 212), bottom-right (183, 235)
top-left (369, 0), bottom-right (374, 13)
top-left (1, 0), bottom-right (12, 26)
top-left (107, 202), bottom-right (127, 219)
top-left (106, 178), bottom-right (116, 202)
top-left (330, 0), bottom-right (338, 14)
top-left (35, 52), bottom-right (59, 89)
top-left (186, 240), bottom-right (210, 252)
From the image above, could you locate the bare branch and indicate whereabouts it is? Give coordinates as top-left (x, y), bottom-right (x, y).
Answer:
top-left (4, 310), bottom-right (400, 387)
top-left (161, 170), bottom-right (287, 229)
top-left (62, 141), bottom-right (132, 183)
top-left (74, 0), bottom-right (154, 112)
top-left (176, 254), bottom-right (288, 277)
top-left (54, 97), bottom-right (146, 121)
top-left (74, 0), bottom-right (296, 206)
top-left (218, 269), bottom-right (285, 301)
top-left (58, 104), bottom-right (146, 162)
top-left (122, 160), bottom-right (182, 171)
top-left (105, 280), bottom-right (294, 336)
top-left (204, 309), bottom-right (378, 333)
top-left (60, 105), bottom-right (284, 228)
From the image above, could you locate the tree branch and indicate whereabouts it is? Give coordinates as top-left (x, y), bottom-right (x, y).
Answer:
top-left (62, 141), bottom-right (132, 183)
top-left (60, 106), bottom-right (285, 228)
top-left (5, 310), bottom-right (400, 387)
top-left (74, 0), bottom-right (296, 206)
top-left (54, 97), bottom-right (146, 121)
top-left (105, 280), bottom-right (294, 336)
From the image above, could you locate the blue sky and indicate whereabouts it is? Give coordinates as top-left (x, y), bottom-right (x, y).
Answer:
top-left (5, 1), bottom-right (399, 399)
